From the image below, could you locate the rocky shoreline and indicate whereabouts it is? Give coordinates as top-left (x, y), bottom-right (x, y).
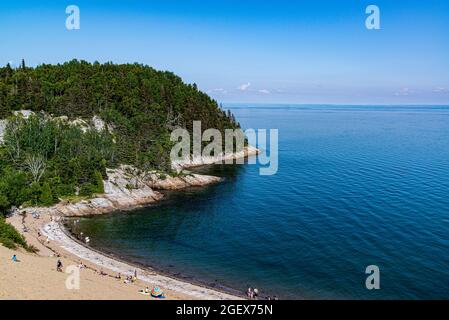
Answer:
top-left (17, 147), bottom-right (258, 218)
top-left (172, 146), bottom-right (259, 170)
top-left (17, 168), bottom-right (219, 217)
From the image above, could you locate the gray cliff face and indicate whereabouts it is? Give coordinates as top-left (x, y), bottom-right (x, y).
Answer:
top-left (19, 165), bottom-right (222, 217)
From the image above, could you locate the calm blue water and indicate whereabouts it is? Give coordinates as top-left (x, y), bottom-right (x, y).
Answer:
top-left (73, 105), bottom-right (449, 299)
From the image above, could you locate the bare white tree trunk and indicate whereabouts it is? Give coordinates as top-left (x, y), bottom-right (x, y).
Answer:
top-left (24, 154), bottom-right (47, 183)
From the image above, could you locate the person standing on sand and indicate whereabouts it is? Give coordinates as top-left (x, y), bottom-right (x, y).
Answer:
top-left (56, 259), bottom-right (63, 272)
top-left (247, 287), bottom-right (254, 299)
top-left (12, 254), bottom-right (18, 262)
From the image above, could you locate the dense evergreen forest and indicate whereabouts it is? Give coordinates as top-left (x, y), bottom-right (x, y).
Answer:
top-left (0, 60), bottom-right (239, 214)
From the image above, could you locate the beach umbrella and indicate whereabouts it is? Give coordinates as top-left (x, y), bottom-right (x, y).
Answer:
top-left (151, 287), bottom-right (164, 298)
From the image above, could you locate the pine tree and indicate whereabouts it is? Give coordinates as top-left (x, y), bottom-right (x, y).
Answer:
top-left (93, 170), bottom-right (105, 194)
top-left (5, 63), bottom-right (12, 77)
top-left (39, 182), bottom-right (54, 206)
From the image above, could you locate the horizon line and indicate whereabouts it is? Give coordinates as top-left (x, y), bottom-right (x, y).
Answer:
top-left (221, 102), bottom-right (449, 107)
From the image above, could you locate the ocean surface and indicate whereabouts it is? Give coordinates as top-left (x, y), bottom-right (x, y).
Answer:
top-left (72, 105), bottom-right (449, 299)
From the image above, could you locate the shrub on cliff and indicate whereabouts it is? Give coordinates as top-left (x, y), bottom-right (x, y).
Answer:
top-left (93, 170), bottom-right (105, 194)
top-left (0, 216), bottom-right (30, 251)
top-left (39, 182), bottom-right (54, 206)
top-left (0, 167), bottom-right (29, 212)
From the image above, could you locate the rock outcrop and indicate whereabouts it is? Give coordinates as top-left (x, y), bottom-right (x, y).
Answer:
top-left (145, 172), bottom-right (222, 190)
top-left (19, 165), bottom-right (223, 217)
top-left (172, 146), bottom-right (259, 170)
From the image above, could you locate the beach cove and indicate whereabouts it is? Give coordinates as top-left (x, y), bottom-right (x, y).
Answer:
top-left (1, 147), bottom-right (258, 300)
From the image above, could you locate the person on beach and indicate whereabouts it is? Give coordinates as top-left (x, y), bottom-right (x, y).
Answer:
top-left (56, 259), bottom-right (63, 272)
top-left (247, 287), bottom-right (254, 299)
top-left (253, 288), bottom-right (259, 299)
top-left (124, 275), bottom-right (132, 284)
top-left (12, 255), bottom-right (18, 262)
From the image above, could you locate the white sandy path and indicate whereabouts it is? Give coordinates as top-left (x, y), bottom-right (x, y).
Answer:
top-left (42, 222), bottom-right (242, 300)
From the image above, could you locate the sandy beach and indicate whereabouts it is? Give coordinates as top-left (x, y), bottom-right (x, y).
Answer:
top-left (0, 212), bottom-right (242, 300)
top-left (0, 147), bottom-right (258, 300)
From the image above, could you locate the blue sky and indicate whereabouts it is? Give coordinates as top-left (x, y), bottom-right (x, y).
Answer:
top-left (1, 0), bottom-right (448, 104)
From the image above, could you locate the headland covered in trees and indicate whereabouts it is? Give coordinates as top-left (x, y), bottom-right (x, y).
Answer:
top-left (0, 60), bottom-right (256, 249)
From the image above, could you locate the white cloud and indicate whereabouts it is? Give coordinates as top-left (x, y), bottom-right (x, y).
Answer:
top-left (237, 82), bottom-right (251, 91)
top-left (394, 87), bottom-right (413, 96)
top-left (433, 87), bottom-right (449, 93)
top-left (258, 89), bottom-right (271, 94)
top-left (209, 88), bottom-right (228, 94)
